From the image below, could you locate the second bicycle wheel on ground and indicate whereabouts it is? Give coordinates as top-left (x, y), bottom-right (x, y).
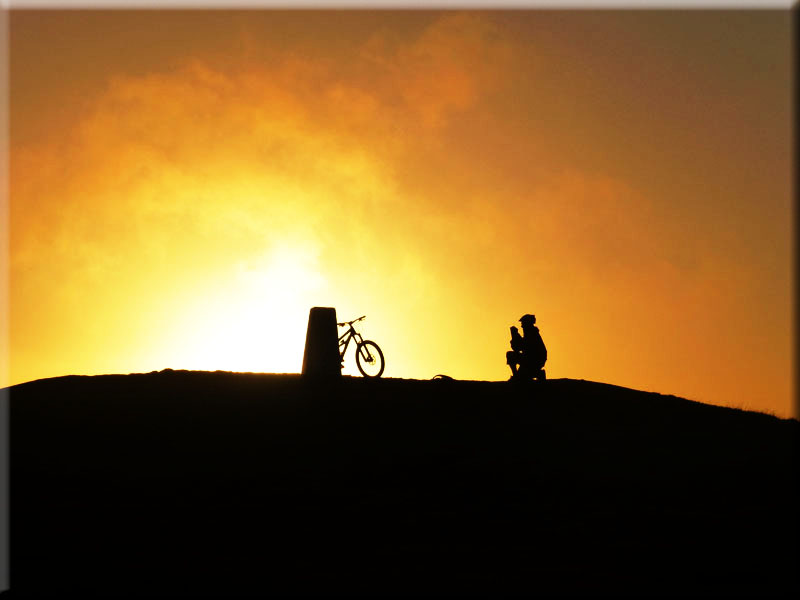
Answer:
top-left (355, 341), bottom-right (385, 378)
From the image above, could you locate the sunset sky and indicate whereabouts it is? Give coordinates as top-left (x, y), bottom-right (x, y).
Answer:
top-left (6, 9), bottom-right (794, 417)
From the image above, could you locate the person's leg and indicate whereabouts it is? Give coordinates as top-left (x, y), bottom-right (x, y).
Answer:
top-left (506, 351), bottom-right (519, 377)
top-left (534, 359), bottom-right (546, 380)
top-left (518, 355), bottom-right (536, 380)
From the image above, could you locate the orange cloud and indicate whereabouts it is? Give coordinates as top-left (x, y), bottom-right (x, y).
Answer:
top-left (9, 13), bottom-right (517, 385)
top-left (8, 12), bottom-right (791, 418)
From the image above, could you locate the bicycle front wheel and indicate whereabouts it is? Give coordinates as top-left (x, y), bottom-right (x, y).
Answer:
top-left (355, 341), bottom-right (385, 378)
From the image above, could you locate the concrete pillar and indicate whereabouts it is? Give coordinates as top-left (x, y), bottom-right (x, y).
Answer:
top-left (301, 307), bottom-right (341, 379)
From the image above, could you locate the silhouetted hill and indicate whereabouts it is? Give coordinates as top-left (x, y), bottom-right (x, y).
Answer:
top-left (7, 371), bottom-right (798, 596)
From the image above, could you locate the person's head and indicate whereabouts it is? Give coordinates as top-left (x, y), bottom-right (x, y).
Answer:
top-left (519, 314), bottom-right (536, 327)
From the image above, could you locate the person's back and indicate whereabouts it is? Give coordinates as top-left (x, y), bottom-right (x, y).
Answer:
top-left (521, 321), bottom-right (546, 367)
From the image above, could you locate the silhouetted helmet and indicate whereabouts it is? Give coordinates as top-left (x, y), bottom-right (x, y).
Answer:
top-left (519, 314), bottom-right (536, 327)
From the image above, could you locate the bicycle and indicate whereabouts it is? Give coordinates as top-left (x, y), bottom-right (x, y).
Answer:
top-left (337, 315), bottom-right (385, 378)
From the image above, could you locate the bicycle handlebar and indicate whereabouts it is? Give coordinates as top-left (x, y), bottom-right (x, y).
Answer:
top-left (338, 315), bottom-right (366, 327)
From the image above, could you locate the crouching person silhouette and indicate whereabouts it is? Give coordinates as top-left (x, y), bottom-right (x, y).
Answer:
top-left (506, 314), bottom-right (547, 381)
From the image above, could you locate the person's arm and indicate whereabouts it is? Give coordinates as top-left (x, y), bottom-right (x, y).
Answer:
top-left (510, 327), bottom-right (522, 351)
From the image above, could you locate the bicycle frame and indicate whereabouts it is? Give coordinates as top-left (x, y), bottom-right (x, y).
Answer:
top-left (338, 325), bottom-right (364, 362)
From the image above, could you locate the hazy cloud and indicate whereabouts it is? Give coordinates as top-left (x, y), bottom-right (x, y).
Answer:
top-left (9, 11), bottom-right (791, 417)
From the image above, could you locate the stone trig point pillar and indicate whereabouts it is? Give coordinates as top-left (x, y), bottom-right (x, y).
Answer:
top-left (302, 307), bottom-right (342, 379)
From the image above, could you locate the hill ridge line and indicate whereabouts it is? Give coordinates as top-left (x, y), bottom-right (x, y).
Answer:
top-left (7, 368), bottom-right (796, 423)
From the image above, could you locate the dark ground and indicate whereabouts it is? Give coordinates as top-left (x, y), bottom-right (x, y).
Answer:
top-left (6, 371), bottom-right (799, 596)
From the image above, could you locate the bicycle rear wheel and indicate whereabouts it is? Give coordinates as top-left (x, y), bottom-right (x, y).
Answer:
top-left (355, 340), bottom-right (385, 378)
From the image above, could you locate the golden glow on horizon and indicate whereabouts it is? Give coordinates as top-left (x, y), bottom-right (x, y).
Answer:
top-left (7, 11), bottom-right (794, 417)
top-left (162, 243), bottom-right (327, 374)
